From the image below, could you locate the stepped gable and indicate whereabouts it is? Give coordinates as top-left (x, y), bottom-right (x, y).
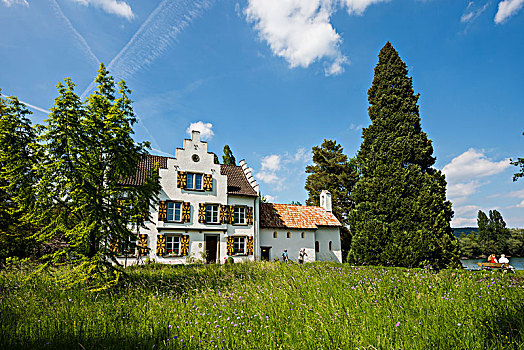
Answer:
top-left (121, 154), bottom-right (170, 186)
top-left (220, 164), bottom-right (258, 197)
top-left (260, 203), bottom-right (341, 229)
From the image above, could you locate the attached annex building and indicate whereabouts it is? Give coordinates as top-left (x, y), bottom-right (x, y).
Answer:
top-left (117, 131), bottom-right (342, 265)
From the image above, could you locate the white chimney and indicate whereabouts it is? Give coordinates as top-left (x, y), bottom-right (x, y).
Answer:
top-left (320, 190), bottom-right (332, 212)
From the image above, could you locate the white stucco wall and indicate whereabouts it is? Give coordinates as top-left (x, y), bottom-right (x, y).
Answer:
top-left (259, 228), bottom-right (316, 262)
top-left (314, 226), bottom-right (342, 263)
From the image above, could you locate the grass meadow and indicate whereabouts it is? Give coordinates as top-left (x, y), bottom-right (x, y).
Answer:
top-left (1, 262), bottom-right (523, 349)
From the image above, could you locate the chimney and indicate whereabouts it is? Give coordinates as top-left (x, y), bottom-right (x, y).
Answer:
top-left (320, 190), bottom-right (332, 212)
top-left (191, 130), bottom-right (201, 142)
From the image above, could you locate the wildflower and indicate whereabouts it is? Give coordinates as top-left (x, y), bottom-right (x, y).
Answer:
top-left (395, 322), bottom-right (400, 327)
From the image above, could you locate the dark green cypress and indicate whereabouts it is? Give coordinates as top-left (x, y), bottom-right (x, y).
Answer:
top-left (348, 42), bottom-right (460, 269)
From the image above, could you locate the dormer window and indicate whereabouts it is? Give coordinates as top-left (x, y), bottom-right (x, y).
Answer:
top-left (186, 173), bottom-right (203, 190)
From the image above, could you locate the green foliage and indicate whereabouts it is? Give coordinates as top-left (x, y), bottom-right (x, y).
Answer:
top-left (222, 144), bottom-right (236, 165)
top-left (290, 201), bottom-right (302, 206)
top-left (0, 64), bottom-right (161, 289)
top-left (305, 139), bottom-right (358, 257)
top-left (0, 93), bottom-right (39, 261)
top-left (348, 42), bottom-right (460, 269)
top-left (1, 263), bottom-right (524, 349)
top-left (477, 210), bottom-right (511, 254)
top-left (511, 131), bottom-right (523, 181)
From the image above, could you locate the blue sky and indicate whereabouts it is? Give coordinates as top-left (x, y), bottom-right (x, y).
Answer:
top-left (1, 0), bottom-right (523, 227)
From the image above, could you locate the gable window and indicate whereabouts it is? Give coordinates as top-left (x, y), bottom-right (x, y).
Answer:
top-left (186, 173), bottom-right (203, 190)
top-left (165, 235), bottom-right (180, 256)
top-left (315, 241), bottom-right (319, 252)
top-left (233, 206), bottom-right (246, 225)
top-left (273, 231), bottom-right (277, 238)
top-left (329, 241), bottom-right (333, 251)
top-left (287, 232), bottom-right (291, 239)
top-left (233, 236), bottom-right (245, 255)
top-left (301, 232), bottom-right (305, 239)
top-left (206, 204), bottom-right (219, 223)
top-left (167, 202), bottom-right (182, 222)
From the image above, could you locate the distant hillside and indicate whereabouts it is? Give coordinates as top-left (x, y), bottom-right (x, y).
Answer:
top-left (452, 227), bottom-right (478, 238)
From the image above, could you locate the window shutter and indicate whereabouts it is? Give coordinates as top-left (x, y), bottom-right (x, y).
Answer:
top-left (198, 203), bottom-right (206, 223)
top-left (110, 240), bottom-right (118, 254)
top-left (158, 201), bottom-right (167, 221)
top-left (228, 205), bottom-right (234, 225)
top-left (203, 174), bottom-right (213, 191)
top-left (180, 235), bottom-right (190, 256)
top-left (220, 205), bottom-right (229, 224)
top-left (226, 236), bottom-right (234, 256)
top-left (246, 236), bottom-right (253, 255)
top-left (177, 171), bottom-right (187, 189)
top-left (156, 235), bottom-right (165, 257)
top-left (138, 234), bottom-right (148, 256)
top-left (246, 207), bottom-right (253, 225)
top-left (182, 202), bottom-right (191, 222)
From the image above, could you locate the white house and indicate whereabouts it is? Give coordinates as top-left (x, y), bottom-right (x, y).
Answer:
top-left (116, 131), bottom-right (342, 265)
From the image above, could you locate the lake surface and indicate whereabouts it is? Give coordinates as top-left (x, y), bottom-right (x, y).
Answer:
top-left (461, 257), bottom-right (524, 270)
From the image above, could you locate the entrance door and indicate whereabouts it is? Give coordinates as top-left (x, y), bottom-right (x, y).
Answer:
top-left (261, 247), bottom-right (271, 261)
top-left (205, 235), bottom-right (218, 264)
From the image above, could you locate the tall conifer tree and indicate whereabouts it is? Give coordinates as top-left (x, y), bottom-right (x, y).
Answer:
top-left (222, 145), bottom-right (236, 165)
top-left (348, 42), bottom-right (460, 269)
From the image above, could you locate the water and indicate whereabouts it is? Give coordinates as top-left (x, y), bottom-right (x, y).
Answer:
top-left (461, 257), bottom-right (524, 270)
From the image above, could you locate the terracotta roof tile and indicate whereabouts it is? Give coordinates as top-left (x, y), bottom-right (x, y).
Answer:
top-left (220, 164), bottom-right (258, 197)
top-left (260, 203), bottom-right (341, 229)
top-left (121, 154), bottom-right (170, 186)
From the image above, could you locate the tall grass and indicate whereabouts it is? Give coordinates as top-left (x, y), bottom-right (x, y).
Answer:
top-left (1, 262), bottom-right (523, 349)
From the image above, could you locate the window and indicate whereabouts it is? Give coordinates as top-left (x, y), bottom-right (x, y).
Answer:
top-left (119, 237), bottom-right (136, 256)
top-left (273, 231), bottom-right (277, 238)
top-left (233, 236), bottom-right (245, 255)
top-left (206, 204), bottom-right (219, 223)
top-left (287, 232), bottom-right (291, 239)
top-left (315, 241), bottom-right (319, 252)
top-left (186, 173), bottom-right (203, 190)
top-left (167, 202), bottom-right (182, 222)
top-left (165, 235), bottom-right (180, 256)
top-left (329, 241), bottom-right (333, 251)
top-left (301, 232), bottom-right (305, 239)
top-left (233, 206), bottom-right (246, 225)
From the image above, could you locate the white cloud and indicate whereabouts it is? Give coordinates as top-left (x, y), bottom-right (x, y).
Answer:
top-left (452, 216), bottom-right (478, 227)
top-left (495, 0), bottom-right (524, 24)
top-left (447, 180), bottom-right (483, 198)
top-left (256, 171), bottom-right (279, 184)
top-left (71, 0), bottom-right (135, 20)
top-left (349, 123), bottom-right (363, 131)
top-left (1, 0), bottom-right (28, 6)
top-left (186, 121), bottom-right (214, 140)
top-left (454, 204), bottom-right (481, 216)
top-left (461, 2), bottom-right (489, 23)
top-left (264, 194), bottom-right (278, 202)
top-left (261, 154), bottom-right (281, 171)
top-left (290, 148), bottom-right (310, 163)
top-left (245, 0), bottom-right (349, 76)
top-left (341, 0), bottom-right (390, 15)
top-left (442, 148), bottom-right (510, 183)
top-left (516, 199), bottom-right (524, 208)
top-left (510, 189), bottom-right (524, 198)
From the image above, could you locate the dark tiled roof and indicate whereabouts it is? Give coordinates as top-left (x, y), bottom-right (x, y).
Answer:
top-left (220, 164), bottom-right (258, 197)
top-left (260, 203), bottom-right (341, 229)
top-left (120, 154), bottom-right (170, 186)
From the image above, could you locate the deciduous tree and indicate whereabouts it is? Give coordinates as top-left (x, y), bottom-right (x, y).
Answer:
top-left (348, 42), bottom-right (460, 269)
top-left (511, 131), bottom-right (523, 181)
top-left (222, 145), bottom-right (236, 165)
top-left (305, 139), bottom-right (358, 257)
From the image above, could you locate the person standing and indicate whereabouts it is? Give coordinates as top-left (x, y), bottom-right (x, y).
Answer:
top-left (298, 248), bottom-right (307, 264)
top-left (282, 249), bottom-right (289, 263)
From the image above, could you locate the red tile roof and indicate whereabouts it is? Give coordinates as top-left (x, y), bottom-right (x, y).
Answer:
top-left (120, 154), bottom-right (170, 186)
top-left (260, 203), bottom-right (341, 229)
top-left (220, 164), bottom-right (258, 197)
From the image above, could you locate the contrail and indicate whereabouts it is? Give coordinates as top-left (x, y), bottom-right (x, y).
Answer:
top-left (80, 0), bottom-right (214, 99)
top-left (48, 0), bottom-right (100, 68)
top-left (0, 93), bottom-right (50, 114)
